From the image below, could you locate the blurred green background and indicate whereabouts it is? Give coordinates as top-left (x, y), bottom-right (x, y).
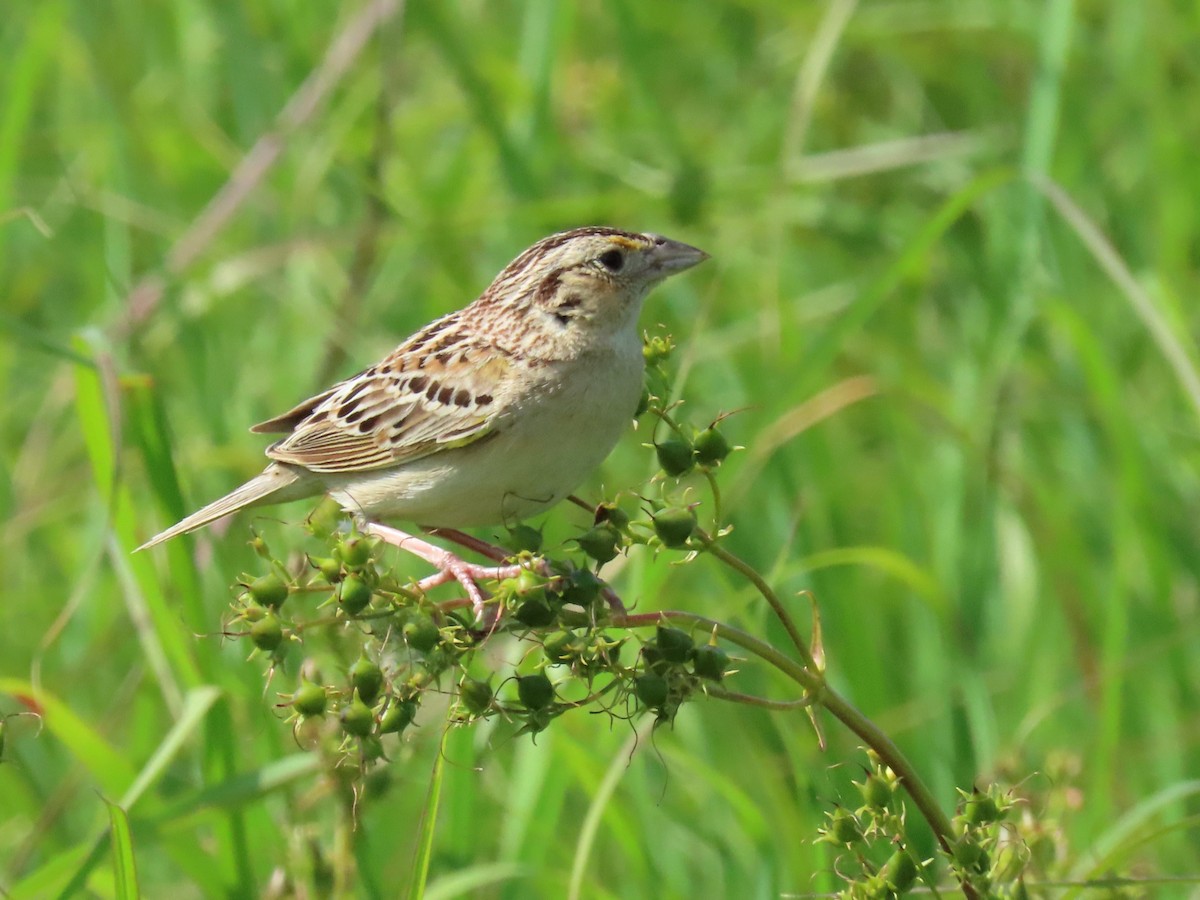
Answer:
top-left (3, 0), bottom-right (1199, 896)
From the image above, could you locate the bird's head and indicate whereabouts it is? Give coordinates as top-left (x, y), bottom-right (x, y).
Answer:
top-left (478, 226), bottom-right (708, 354)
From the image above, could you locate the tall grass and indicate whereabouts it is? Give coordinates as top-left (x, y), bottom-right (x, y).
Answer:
top-left (2, 0), bottom-right (1199, 896)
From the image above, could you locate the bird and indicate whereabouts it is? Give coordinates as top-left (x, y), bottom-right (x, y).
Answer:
top-left (138, 226), bottom-right (708, 610)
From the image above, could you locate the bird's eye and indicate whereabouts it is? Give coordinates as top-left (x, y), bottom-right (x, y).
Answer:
top-left (598, 249), bottom-right (624, 272)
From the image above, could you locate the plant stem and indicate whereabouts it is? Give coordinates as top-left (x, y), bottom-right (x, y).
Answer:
top-left (696, 530), bottom-right (815, 669)
top-left (615, 609), bottom-right (965, 891)
top-left (705, 686), bottom-right (814, 710)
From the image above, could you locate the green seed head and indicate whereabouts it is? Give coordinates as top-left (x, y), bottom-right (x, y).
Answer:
top-left (965, 793), bottom-right (1002, 826)
top-left (248, 573), bottom-right (288, 609)
top-left (693, 427), bottom-right (731, 466)
top-left (543, 630), bottom-right (582, 665)
top-left (590, 636), bottom-right (625, 669)
top-left (338, 575), bottom-right (372, 615)
top-left (634, 673), bottom-right (669, 709)
top-left (379, 699), bottom-right (417, 734)
top-left (516, 673), bottom-right (555, 710)
top-left (655, 625), bottom-right (695, 663)
top-left (311, 556), bottom-right (343, 583)
top-left (953, 836), bottom-right (987, 872)
top-left (656, 437), bottom-right (695, 477)
top-left (349, 655), bottom-right (384, 705)
top-left (515, 597), bottom-right (557, 628)
top-left (642, 335), bottom-right (674, 364)
top-left (504, 524), bottom-right (543, 554)
top-left (884, 850), bottom-right (919, 893)
top-left (403, 618), bottom-right (441, 653)
top-left (292, 680), bottom-right (327, 717)
top-left (459, 679), bottom-right (493, 715)
top-left (577, 524), bottom-right (621, 564)
top-left (860, 774), bottom-right (893, 810)
top-left (560, 568), bottom-right (604, 607)
top-left (691, 644), bottom-right (729, 681)
top-left (339, 695), bottom-right (375, 737)
top-left (827, 809), bottom-right (862, 845)
top-left (653, 507), bottom-right (697, 549)
top-left (596, 502), bottom-right (629, 530)
top-left (249, 613), bottom-right (284, 652)
top-left (634, 385), bottom-right (652, 418)
top-left (336, 536), bottom-right (372, 568)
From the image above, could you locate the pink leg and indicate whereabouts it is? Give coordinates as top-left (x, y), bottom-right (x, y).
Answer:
top-left (363, 523), bottom-right (527, 621)
top-left (430, 526), bottom-right (626, 615)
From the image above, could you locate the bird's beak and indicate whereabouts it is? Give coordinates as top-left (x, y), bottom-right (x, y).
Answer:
top-left (645, 234), bottom-right (710, 274)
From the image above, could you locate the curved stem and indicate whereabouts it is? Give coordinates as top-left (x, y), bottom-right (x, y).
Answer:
top-left (695, 530), bottom-right (815, 670)
top-left (615, 611), bottom-right (820, 692)
top-left (614, 609), bottom-right (963, 879)
top-left (704, 686), bottom-right (814, 711)
top-left (701, 467), bottom-right (724, 530)
top-left (818, 687), bottom-right (960, 862)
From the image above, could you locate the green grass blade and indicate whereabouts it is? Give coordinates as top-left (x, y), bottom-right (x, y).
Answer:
top-left (104, 799), bottom-right (140, 900)
top-left (406, 726), bottom-right (449, 900)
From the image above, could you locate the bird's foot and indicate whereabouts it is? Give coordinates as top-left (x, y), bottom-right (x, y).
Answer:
top-left (429, 526), bottom-right (626, 615)
top-left (363, 523), bottom-right (526, 624)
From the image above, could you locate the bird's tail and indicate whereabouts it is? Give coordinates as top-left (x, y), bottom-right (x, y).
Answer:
top-left (136, 465), bottom-right (314, 551)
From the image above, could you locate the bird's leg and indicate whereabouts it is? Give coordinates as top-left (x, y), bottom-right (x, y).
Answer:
top-left (362, 523), bottom-right (527, 622)
top-left (430, 526), bottom-right (626, 615)
top-left (422, 527), bottom-right (510, 563)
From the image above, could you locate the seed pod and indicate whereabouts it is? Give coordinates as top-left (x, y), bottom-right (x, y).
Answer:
top-left (311, 556), bottom-right (342, 583)
top-left (249, 613), bottom-right (284, 651)
top-left (516, 673), bottom-right (555, 710)
top-left (634, 386), bottom-right (651, 418)
top-left (992, 841), bottom-right (1027, 883)
top-left (337, 536), bottom-right (372, 568)
top-left (965, 793), bottom-right (1002, 825)
top-left (640, 644), bottom-right (668, 674)
top-left (656, 437), bottom-right (695, 477)
top-left (883, 849), bottom-right (919, 893)
top-left (691, 644), bottom-right (729, 681)
top-left (634, 673), bottom-right (669, 708)
top-left (642, 336), bottom-right (673, 364)
top-left (248, 573), bottom-right (288, 609)
top-left (590, 636), bottom-right (625, 668)
top-left (655, 626), bottom-right (695, 663)
top-left (693, 427), bottom-right (731, 466)
top-left (560, 568), bottom-right (603, 607)
top-left (379, 699), bottom-right (417, 734)
top-left (859, 774), bottom-right (893, 809)
top-left (504, 524), bottom-right (543, 554)
top-left (350, 655), bottom-right (384, 705)
top-left (292, 680), bottom-right (328, 717)
top-left (240, 602), bottom-right (267, 622)
top-left (543, 630), bottom-right (581, 665)
top-left (403, 618), bottom-right (441, 652)
top-left (338, 575), bottom-right (372, 615)
top-left (459, 679), bottom-right (493, 715)
top-left (511, 568), bottom-right (547, 597)
top-left (577, 524), bottom-right (620, 564)
top-left (515, 597), bottom-right (557, 628)
top-left (339, 695), bottom-right (375, 737)
top-left (828, 809), bottom-right (862, 845)
top-left (953, 837), bottom-right (988, 872)
top-left (653, 507), bottom-right (696, 549)
top-left (595, 502), bottom-right (629, 530)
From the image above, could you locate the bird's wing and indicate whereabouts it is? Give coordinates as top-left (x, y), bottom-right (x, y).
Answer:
top-left (260, 335), bottom-right (515, 474)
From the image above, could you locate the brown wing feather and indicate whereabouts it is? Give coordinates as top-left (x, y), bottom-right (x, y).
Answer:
top-left (262, 322), bottom-right (513, 474)
top-left (250, 384), bottom-right (345, 434)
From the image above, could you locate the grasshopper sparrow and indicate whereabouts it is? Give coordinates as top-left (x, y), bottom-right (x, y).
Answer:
top-left (139, 226), bottom-right (707, 610)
